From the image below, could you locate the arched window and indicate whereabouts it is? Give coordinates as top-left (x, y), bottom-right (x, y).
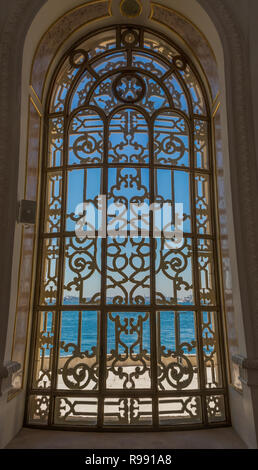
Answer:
top-left (26, 26), bottom-right (229, 429)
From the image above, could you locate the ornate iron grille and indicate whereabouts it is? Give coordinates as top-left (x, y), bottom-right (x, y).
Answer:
top-left (26, 26), bottom-right (230, 430)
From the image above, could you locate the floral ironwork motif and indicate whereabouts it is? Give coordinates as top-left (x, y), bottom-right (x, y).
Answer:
top-left (27, 26), bottom-right (228, 430)
top-left (113, 73), bottom-right (146, 103)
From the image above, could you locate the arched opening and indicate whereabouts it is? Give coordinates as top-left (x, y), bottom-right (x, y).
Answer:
top-left (2, 0), bottom-right (258, 450)
top-left (25, 25), bottom-right (229, 430)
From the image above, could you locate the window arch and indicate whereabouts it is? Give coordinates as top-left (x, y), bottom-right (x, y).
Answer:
top-left (26, 26), bottom-right (229, 429)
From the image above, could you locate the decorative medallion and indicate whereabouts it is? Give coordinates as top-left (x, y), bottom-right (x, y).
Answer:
top-left (113, 73), bottom-right (146, 103)
top-left (120, 0), bottom-right (142, 18)
top-left (121, 29), bottom-right (139, 47)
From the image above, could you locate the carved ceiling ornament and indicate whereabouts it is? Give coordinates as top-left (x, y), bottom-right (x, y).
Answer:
top-left (120, 0), bottom-right (142, 17)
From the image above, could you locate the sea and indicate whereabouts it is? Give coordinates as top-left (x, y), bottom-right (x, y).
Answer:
top-left (49, 298), bottom-right (203, 357)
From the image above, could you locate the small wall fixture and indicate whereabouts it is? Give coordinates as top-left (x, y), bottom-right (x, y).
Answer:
top-left (17, 200), bottom-right (37, 225)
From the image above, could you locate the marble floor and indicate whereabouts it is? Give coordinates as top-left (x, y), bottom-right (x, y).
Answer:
top-left (6, 426), bottom-right (247, 449)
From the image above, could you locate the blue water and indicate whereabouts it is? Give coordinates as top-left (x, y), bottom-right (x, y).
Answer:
top-left (43, 307), bottom-right (209, 357)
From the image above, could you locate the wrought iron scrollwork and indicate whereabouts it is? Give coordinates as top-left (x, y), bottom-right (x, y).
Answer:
top-left (28, 25), bottom-right (228, 430)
